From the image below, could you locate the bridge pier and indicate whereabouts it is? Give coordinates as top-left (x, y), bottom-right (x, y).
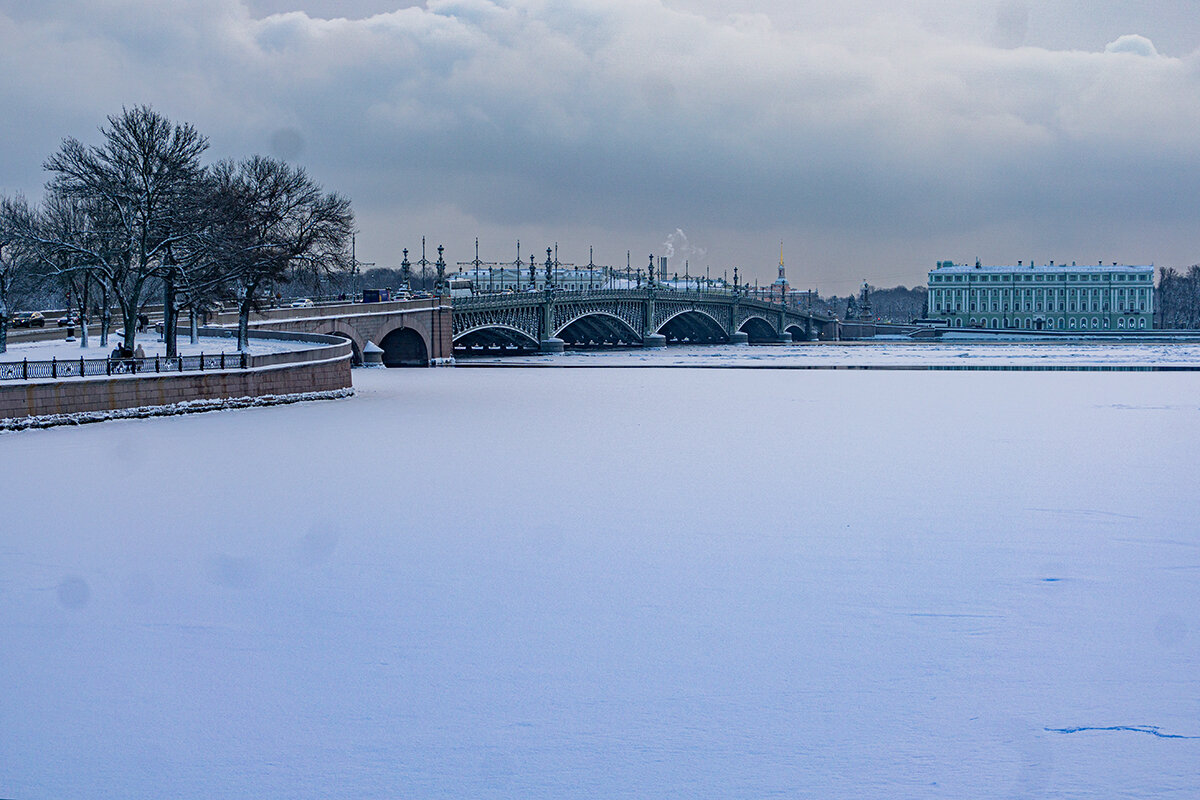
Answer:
top-left (777, 331), bottom-right (793, 343)
top-left (540, 337), bottom-right (565, 353)
top-left (728, 331), bottom-right (749, 345)
top-left (642, 333), bottom-right (667, 349)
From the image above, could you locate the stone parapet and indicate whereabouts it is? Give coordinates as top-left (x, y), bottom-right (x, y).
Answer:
top-left (0, 336), bottom-right (351, 421)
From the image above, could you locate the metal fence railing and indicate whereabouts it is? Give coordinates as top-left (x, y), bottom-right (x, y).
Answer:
top-left (0, 351), bottom-right (249, 382)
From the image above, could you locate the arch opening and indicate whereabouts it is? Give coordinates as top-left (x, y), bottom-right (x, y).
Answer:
top-left (380, 327), bottom-right (429, 367)
top-left (738, 316), bottom-right (778, 343)
top-left (657, 310), bottom-right (728, 343)
top-left (453, 326), bottom-right (539, 355)
top-left (326, 331), bottom-right (362, 366)
top-left (557, 312), bottom-right (642, 347)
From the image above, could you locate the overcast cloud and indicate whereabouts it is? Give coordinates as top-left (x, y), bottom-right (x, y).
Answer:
top-left (1, 0), bottom-right (1198, 289)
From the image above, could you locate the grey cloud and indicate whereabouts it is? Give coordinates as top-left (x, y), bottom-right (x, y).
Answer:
top-left (991, 1), bottom-right (1028, 49)
top-left (1, 0), bottom-right (1199, 285)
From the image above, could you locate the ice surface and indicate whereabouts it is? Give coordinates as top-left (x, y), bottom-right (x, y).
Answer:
top-left (2, 366), bottom-right (1198, 798)
top-left (459, 341), bottom-right (1200, 368)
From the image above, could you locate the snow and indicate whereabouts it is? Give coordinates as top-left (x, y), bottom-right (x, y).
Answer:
top-left (0, 333), bottom-right (311, 362)
top-left (2, 365), bottom-right (1199, 798)
top-left (0, 389), bottom-right (354, 431)
top-left (459, 340), bottom-right (1200, 368)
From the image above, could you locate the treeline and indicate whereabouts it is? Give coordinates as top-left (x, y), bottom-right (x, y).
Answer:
top-left (822, 285), bottom-right (929, 322)
top-left (0, 106), bottom-right (353, 354)
top-left (1156, 266), bottom-right (1200, 329)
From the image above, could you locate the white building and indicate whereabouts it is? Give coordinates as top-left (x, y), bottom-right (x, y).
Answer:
top-left (927, 261), bottom-right (1154, 331)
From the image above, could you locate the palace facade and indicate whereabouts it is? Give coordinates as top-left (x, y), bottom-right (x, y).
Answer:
top-left (927, 261), bottom-right (1154, 331)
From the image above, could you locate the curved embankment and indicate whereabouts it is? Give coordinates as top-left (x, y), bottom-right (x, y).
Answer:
top-left (0, 329), bottom-right (353, 429)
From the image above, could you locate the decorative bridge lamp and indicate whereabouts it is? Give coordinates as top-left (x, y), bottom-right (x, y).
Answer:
top-left (435, 245), bottom-right (446, 295)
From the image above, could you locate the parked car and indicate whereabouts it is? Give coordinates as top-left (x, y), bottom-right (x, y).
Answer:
top-left (12, 311), bottom-right (45, 328)
top-left (57, 312), bottom-right (81, 327)
top-left (289, 298), bottom-right (315, 308)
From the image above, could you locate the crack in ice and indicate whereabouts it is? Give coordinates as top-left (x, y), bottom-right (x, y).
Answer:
top-left (1045, 726), bottom-right (1200, 740)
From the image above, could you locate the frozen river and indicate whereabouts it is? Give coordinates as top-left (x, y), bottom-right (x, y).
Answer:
top-left (459, 339), bottom-right (1200, 368)
top-left (2, 364), bottom-right (1199, 798)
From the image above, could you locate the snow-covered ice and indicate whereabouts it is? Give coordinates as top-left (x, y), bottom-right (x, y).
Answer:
top-left (459, 340), bottom-right (1200, 368)
top-left (2, 366), bottom-right (1198, 798)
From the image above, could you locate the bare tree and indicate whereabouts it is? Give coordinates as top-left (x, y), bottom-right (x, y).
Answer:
top-left (40, 105), bottom-right (208, 350)
top-left (0, 195), bottom-right (43, 353)
top-left (209, 156), bottom-right (353, 350)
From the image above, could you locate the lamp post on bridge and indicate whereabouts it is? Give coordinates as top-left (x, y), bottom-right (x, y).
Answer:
top-left (416, 237), bottom-right (432, 292)
top-left (509, 241), bottom-right (523, 291)
top-left (435, 245), bottom-right (447, 297)
top-left (642, 254), bottom-right (666, 349)
top-left (538, 247), bottom-right (564, 353)
top-left (457, 238), bottom-right (496, 294)
top-left (730, 266), bottom-right (748, 344)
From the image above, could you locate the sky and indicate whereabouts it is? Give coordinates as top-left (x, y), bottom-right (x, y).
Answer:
top-left (1, 1), bottom-right (1198, 292)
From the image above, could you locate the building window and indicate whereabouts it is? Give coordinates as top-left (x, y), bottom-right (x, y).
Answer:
top-left (1118, 318), bottom-right (1125, 328)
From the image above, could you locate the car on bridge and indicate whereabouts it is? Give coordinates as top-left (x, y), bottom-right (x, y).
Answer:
top-left (289, 298), bottom-right (315, 308)
top-left (12, 311), bottom-right (45, 328)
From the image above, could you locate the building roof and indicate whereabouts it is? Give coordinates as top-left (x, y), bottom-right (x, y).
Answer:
top-left (930, 263), bottom-right (1152, 275)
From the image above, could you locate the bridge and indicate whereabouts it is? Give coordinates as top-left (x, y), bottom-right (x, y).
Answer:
top-left (208, 296), bottom-right (454, 367)
top-left (453, 288), bottom-right (837, 354)
top-left (211, 288), bottom-right (836, 366)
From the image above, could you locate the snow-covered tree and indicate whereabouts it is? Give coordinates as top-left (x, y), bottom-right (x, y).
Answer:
top-left (40, 105), bottom-right (209, 350)
top-left (207, 156), bottom-right (353, 350)
top-left (0, 195), bottom-right (42, 353)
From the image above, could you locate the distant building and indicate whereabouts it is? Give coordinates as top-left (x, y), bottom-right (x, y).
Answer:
top-left (927, 261), bottom-right (1154, 331)
top-left (765, 245), bottom-right (790, 303)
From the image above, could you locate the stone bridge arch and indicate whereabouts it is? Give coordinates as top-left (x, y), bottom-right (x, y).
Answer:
top-left (317, 326), bottom-right (365, 366)
top-left (379, 327), bottom-right (429, 367)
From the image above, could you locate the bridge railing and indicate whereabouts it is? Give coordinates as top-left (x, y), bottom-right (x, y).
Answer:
top-left (450, 286), bottom-right (833, 322)
top-left (0, 351), bottom-right (250, 381)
